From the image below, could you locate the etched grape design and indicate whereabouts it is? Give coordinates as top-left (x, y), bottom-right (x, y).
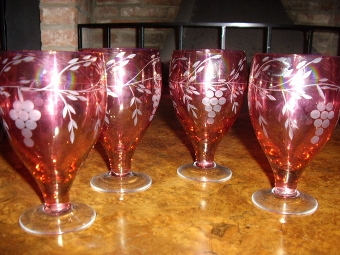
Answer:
top-left (310, 102), bottom-right (335, 144)
top-left (202, 89), bottom-right (227, 124)
top-left (9, 100), bottom-right (42, 147)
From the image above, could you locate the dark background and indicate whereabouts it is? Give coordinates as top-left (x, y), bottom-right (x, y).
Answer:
top-left (0, 0), bottom-right (41, 50)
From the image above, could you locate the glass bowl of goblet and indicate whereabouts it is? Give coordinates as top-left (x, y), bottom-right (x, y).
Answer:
top-left (168, 49), bottom-right (248, 182)
top-left (0, 50), bottom-right (107, 234)
top-left (81, 48), bottom-right (162, 193)
top-left (248, 53), bottom-right (340, 215)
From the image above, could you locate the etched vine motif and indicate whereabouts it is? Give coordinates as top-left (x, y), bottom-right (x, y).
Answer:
top-left (169, 54), bottom-right (246, 124)
top-left (105, 51), bottom-right (162, 126)
top-left (0, 53), bottom-right (104, 147)
top-left (251, 56), bottom-right (339, 143)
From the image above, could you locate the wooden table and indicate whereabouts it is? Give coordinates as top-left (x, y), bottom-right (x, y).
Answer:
top-left (0, 92), bottom-right (339, 255)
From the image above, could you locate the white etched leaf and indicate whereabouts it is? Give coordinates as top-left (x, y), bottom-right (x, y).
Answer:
top-left (283, 69), bottom-right (293, 77)
top-left (301, 93), bottom-right (312, 99)
top-left (196, 66), bottom-right (204, 73)
top-left (312, 57), bottom-right (322, 63)
top-left (70, 130), bottom-right (75, 143)
top-left (316, 85), bottom-right (325, 99)
top-left (68, 121), bottom-right (73, 131)
top-left (130, 97), bottom-right (135, 106)
top-left (107, 59), bottom-right (115, 66)
top-left (120, 60), bottom-right (129, 67)
top-left (262, 65), bottom-right (270, 71)
top-left (68, 104), bottom-right (76, 114)
top-left (116, 52), bottom-right (125, 58)
top-left (303, 70), bottom-right (312, 78)
top-left (289, 127), bottom-right (293, 140)
top-left (282, 104), bottom-right (287, 115)
top-left (192, 61), bottom-right (200, 68)
top-left (19, 80), bottom-right (31, 84)
top-left (132, 109), bottom-right (137, 118)
top-left (105, 115), bottom-right (109, 124)
top-left (23, 56), bottom-right (34, 62)
top-left (12, 60), bottom-right (22, 65)
top-left (68, 58), bottom-right (79, 64)
top-left (189, 76), bottom-right (196, 82)
top-left (77, 96), bottom-right (87, 102)
top-left (71, 119), bottom-right (78, 128)
top-left (211, 55), bottom-right (221, 59)
top-left (67, 95), bottom-right (78, 101)
top-left (63, 105), bottom-right (68, 118)
top-left (285, 119), bottom-right (289, 128)
top-left (82, 55), bottom-right (92, 60)
top-left (70, 65), bottom-right (80, 71)
top-left (296, 61), bottom-right (307, 69)
top-left (68, 91), bottom-right (79, 95)
top-left (18, 88), bottom-right (24, 102)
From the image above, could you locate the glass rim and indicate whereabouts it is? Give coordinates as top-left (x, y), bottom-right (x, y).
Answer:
top-left (80, 47), bottom-right (160, 53)
top-left (171, 48), bottom-right (245, 54)
top-left (0, 50), bottom-right (103, 56)
top-left (253, 52), bottom-right (340, 59)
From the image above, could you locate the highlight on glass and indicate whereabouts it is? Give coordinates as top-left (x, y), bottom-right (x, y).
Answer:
top-left (169, 49), bottom-right (248, 182)
top-left (0, 50), bottom-right (107, 234)
top-left (81, 48), bottom-right (162, 193)
top-left (248, 53), bottom-right (340, 215)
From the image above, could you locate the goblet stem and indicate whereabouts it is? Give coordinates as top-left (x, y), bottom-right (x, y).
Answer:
top-left (252, 165), bottom-right (318, 215)
top-left (177, 140), bottom-right (232, 182)
top-left (193, 139), bottom-right (217, 168)
top-left (91, 147), bottom-right (152, 193)
top-left (19, 202), bottom-right (96, 235)
top-left (105, 146), bottom-right (133, 176)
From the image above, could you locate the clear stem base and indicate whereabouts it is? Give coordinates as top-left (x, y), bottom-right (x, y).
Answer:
top-left (177, 163), bottom-right (232, 182)
top-left (252, 188), bottom-right (318, 215)
top-left (90, 172), bottom-right (152, 193)
top-left (19, 202), bottom-right (96, 235)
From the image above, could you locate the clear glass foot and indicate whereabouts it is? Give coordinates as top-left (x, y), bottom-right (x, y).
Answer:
top-left (19, 202), bottom-right (96, 235)
top-left (90, 172), bottom-right (152, 193)
top-left (252, 188), bottom-right (318, 215)
top-left (177, 162), bottom-right (232, 182)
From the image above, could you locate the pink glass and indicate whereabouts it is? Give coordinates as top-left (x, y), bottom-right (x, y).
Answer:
top-left (0, 51), bottom-right (107, 234)
top-left (169, 49), bottom-right (248, 182)
top-left (248, 53), bottom-right (340, 215)
top-left (82, 48), bottom-right (162, 193)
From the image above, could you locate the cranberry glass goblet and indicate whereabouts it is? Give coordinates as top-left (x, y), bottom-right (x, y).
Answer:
top-left (83, 48), bottom-right (162, 193)
top-left (169, 49), bottom-right (248, 182)
top-left (248, 53), bottom-right (340, 215)
top-left (0, 51), bottom-right (107, 234)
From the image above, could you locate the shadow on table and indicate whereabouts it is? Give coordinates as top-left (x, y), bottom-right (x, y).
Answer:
top-left (0, 137), bottom-right (43, 202)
